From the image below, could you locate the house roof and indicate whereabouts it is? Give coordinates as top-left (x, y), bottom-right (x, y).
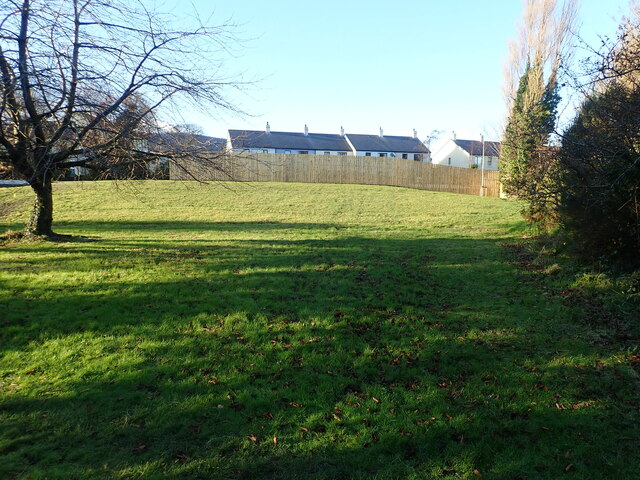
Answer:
top-left (346, 134), bottom-right (430, 154)
top-left (455, 139), bottom-right (501, 157)
top-left (229, 130), bottom-right (352, 151)
top-left (150, 132), bottom-right (226, 153)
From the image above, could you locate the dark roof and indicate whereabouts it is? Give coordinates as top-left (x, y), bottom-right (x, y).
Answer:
top-left (150, 132), bottom-right (226, 153)
top-left (346, 134), bottom-right (430, 153)
top-left (455, 139), bottom-right (501, 157)
top-left (229, 130), bottom-right (351, 151)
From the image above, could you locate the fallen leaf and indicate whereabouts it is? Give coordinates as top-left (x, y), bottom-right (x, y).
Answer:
top-left (273, 436), bottom-right (277, 445)
top-left (176, 453), bottom-right (188, 462)
top-left (249, 434), bottom-right (258, 443)
top-left (473, 469), bottom-right (482, 477)
top-left (133, 444), bottom-right (147, 453)
top-left (372, 397), bottom-right (381, 404)
top-left (565, 463), bottom-right (574, 472)
top-left (300, 426), bottom-right (309, 432)
top-left (25, 369), bottom-right (38, 375)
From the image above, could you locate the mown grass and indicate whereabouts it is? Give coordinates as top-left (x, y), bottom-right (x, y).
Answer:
top-left (1, 181), bottom-right (638, 479)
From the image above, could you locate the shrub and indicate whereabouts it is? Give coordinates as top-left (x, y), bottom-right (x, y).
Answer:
top-left (558, 83), bottom-right (640, 269)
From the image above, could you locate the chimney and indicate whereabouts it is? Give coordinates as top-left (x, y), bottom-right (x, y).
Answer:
top-left (452, 130), bottom-right (456, 141)
top-left (379, 127), bottom-right (384, 138)
top-left (340, 126), bottom-right (345, 137)
top-left (266, 122), bottom-right (271, 134)
top-left (413, 129), bottom-right (417, 139)
top-left (304, 124), bottom-right (309, 136)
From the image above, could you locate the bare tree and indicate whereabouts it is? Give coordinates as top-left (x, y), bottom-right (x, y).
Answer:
top-left (503, 0), bottom-right (577, 114)
top-left (0, 0), bottom-right (243, 237)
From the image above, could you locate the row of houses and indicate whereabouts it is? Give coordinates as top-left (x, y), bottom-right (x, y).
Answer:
top-left (221, 124), bottom-right (501, 170)
top-left (62, 125), bottom-right (501, 179)
top-left (227, 124), bottom-right (430, 161)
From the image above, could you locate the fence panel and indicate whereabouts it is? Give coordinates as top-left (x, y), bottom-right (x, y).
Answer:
top-left (170, 153), bottom-right (502, 197)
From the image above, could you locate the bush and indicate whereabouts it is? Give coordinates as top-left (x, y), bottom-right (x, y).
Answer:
top-left (558, 83), bottom-right (640, 270)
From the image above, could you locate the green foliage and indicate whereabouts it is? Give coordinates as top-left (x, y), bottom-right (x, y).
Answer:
top-left (500, 65), bottom-right (562, 229)
top-left (0, 182), bottom-right (638, 479)
top-left (558, 83), bottom-right (640, 269)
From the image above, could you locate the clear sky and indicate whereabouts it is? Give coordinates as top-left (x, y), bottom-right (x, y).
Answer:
top-left (166, 0), bottom-right (632, 146)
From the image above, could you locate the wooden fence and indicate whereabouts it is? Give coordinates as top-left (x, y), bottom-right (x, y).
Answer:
top-left (170, 153), bottom-right (501, 197)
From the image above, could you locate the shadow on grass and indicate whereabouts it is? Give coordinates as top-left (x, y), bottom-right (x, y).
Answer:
top-left (1, 221), bottom-right (638, 478)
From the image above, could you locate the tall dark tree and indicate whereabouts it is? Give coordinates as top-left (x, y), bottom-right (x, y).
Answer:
top-left (501, 64), bottom-right (561, 226)
top-left (500, 0), bottom-right (576, 228)
top-left (0, 0), bottom-right (242, 237)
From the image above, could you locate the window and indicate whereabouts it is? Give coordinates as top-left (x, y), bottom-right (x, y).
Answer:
top-left (262, 149), bottom-right (268, 153)
top-left (402, 153), bottom-right (408, 159)
top-left (324, 151), bottom-right (330, 155)
top-left (379, 153), bottom-right (387, 157)
top-left (338, 152), bottom-right (347, 156)
top-left (299, 150), bottom-right (308, 155)
top-left (284, 150), bottom-right (291, 154)
top-left (365, 152), bottom-right (371, 157)
top-left (448, 157), bottom-right (451, 165)
top-left (415, 154), bottom-right (423, 161)
top-left (488, 158), bottom-right (492, 166)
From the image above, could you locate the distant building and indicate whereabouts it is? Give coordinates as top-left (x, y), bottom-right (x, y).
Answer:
top-left (227, 124), bottom-right (431, 161)
top-left (146, 132), bottom-right (226, 177)
top-left (345, 128), bottom-right (430, 161)
top-left (432, 133), bottom-right (501, 170)
top-left (228, 124), bottom-right (351, 156)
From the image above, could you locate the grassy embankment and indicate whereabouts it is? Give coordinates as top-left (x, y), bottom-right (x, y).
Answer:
top-left (1, 181), bottom-right (638, 479)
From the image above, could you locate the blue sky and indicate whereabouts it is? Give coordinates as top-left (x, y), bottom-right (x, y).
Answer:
top-left (168, 1), bottom-right (632, 145)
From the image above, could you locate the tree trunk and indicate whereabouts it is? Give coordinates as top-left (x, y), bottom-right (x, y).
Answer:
top-left (26, 177), bottom-right (54, 237)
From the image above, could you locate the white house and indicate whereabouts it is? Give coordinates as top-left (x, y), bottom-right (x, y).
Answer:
top-left (432, 134), bottom-right (501, 170)
top-left (228, 124), bottom-right (351, 156)
top-left (344, 128), bottom-right (430, 161)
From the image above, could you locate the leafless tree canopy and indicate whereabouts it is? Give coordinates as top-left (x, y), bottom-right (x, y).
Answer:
top-left (0, 0), bottom-right (243, 235)
top-left (503, 0), bottom-right (577, 114)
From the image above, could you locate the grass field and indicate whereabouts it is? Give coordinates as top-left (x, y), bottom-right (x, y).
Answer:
top-left (1, 181), bottom-right (638, 479)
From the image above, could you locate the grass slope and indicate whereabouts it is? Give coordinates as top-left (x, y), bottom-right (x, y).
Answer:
top-left (1, 181), bottom-right (638, 479)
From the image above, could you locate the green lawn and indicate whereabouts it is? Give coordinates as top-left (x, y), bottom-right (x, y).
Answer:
top-left (1, 181), bottom-right (638, 479)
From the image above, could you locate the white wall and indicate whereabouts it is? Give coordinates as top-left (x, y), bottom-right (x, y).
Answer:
top-left (232, 147), bottom-right (277, 154)
top-left (353, 151), bottom-right (428, 161)
top-left (432, 140), bottom-right (471, 168)
top-left (274, 149), bottom-right (350, 155)
top-left (482, 156), bottom-right (499, 170)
